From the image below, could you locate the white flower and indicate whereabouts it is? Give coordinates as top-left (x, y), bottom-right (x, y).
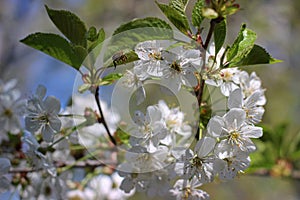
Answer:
top-left (21, 131), bottom-right (57, 176)
top-left (239, 71), bottom-right (266, 105)
top-left (134, 40), bottom-right (169, 77)
top-left (0, 158), bottom-right (11, 192)
top-left (215, 143), bottom-right (250, 180)
top-left (25, 85), bottom-right (61, 142)
top-left (218, 67), bottom-right (241, 96)
top-left (0, 91), bottom-right (25, 137)
top-left (38, 176), bottom-right (67, 200)
top-left (207, 108), bottom-right (263, 152)
top-left (120, 145), bottom-right (169, 173)
top-left (175, 137), bottom-right (223, 183)
top-left (141, 170), bottom-right (171, 197)
top-left (157, 100), bottom-right (192, 146)
top-left (130, 106), bottom-right (167, 152)
top-left (86, 173), bottom-right (133, 200)
top-left (170, 177), bottom-right (210, 200)
top-left (160, 48), bottom-right (202, 92)
top-left (0, 79), bottom-right (20, 99)
top-left (202, 43), bottom-right (226, 86)
top-left (0, 79), bottom-right (25, 139)
top-left (228, 88), bottom-right (265, 124)
top-left (122, 68), bottom-right (147, 105)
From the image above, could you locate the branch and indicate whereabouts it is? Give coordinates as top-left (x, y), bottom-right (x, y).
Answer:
top-left (9, 160), bottom-right (117, 174)
top-left (95, 86), bottom-right (117, 145)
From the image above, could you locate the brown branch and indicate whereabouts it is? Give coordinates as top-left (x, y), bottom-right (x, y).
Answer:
top-left (95, 86), bottom-right (117, 145)
top-left (9, 160), bottom-right (117, 174)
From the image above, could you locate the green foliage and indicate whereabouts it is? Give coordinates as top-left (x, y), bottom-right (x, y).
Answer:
top-left (192, 0), bottom-right (204, 28)
top-left (224, 24), bottom-right (281, 67)
top-left (111, 17), bottom-right (172, 49)
top-left (21, 5), bottom-right (107, 71)
top-left (113, 17), bottom-right (172, 36)
top-left (87, 28), bottom-right (105, 53)
top-left (214, 19), bottom-right (226, 56)
top-left (106, 17), bottom-right (172, 66)
top-left (45, 5), bottom-right (87, 48)
top-left (169, 0), bottom-right (188, 13)
top-left (20, 33), bottom-right (86, 70)
top-left (156, 1), bottom-right (191, 34)
top-left (100, 73), bottom-right (123, 85)
top-left (226, 24), bottom-right (257, 67)
top-left (237, 45), bottom-right (282, 66)
top-left (250, 123), bottom-right (300, 171)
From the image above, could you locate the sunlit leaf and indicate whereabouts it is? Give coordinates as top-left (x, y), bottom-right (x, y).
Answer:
top-left (156, 1), bottom-right (191, 34)
top-left (45, 5), bottom-right (87, 47)
top-left (226, 24), bottom-right (257, 67)
top-left (192, 0), bottom-right (205, 27)
top-left (20, 33), bottom-right (85, 70)
top-left (236, 45), bottom-right (282, 66)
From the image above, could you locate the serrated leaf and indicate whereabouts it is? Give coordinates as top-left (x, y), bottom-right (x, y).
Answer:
top-left (156, 1), bottom-right (191, 34)
top-left (169, 0), bottom-right (188, 13)
top-left (20, 33), bottom-right (84, 70)
top-left (113, 17), bottom-right (171, 36)
top-left (106, 17), bottom-right (172, 64)
top-left (214, 19), bottom-right (226, 56)
top-left (73, 45), bottom-right (88, 64)
top-left (88, 28), bottom-right (105, 53)
top-left (45, 5), bottom-right (87, 47)
top-left (226, 24), bottom-right (257, 67)
top-left (192, 0), bottom-right (204, 27)
top-left (236, 45), bottom-right (282, 66)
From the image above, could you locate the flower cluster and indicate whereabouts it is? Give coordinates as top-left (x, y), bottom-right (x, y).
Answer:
top-left (113, 40), bottom-right (267, 199)
top-left (121, 40), bottom-right (203, 105)
top-left (0, 79), bottom-right (25, 141)
top-left (0, 1), bottom-right (279, 199)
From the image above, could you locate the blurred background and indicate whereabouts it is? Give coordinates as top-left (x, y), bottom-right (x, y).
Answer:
top-left (0, 0), bottom-right (299, 199)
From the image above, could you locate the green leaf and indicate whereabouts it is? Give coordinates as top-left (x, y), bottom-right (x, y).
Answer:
top-left (192, 0), bottom-right (204, 27)
top-left (20, 33), bottom-right (84, 70)
top-left (88, 28), bottom-right (105, 53)
top-left (100, 73), bottom-right (123, 85)
top-left (45, 5), bottom-right (87, 47)
top-left (236, 45), bottom-right (282, 66)
top-left (107, 17), bottom-right (172, 63)
top-left (156, 1), bottom-right (191, 34)
top-left (214, 19), bottom-right (226, 56)
top-left (86, 26), bottom-right (98, 42)
top-left (113, 17), bottom-right (171, 36)
top-left (169, 0), bottom-right (188, 13)
top-left (226, 24), bottom-right (257, 67)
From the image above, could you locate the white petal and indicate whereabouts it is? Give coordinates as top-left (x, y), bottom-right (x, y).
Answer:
top-left (135, 86), bottom-right (146, 105)
top-left (195, 137), bottom-right (216, 157)
top-left (207, 116), bottom-right (224, 138)
top-left (183, 70), bottom-right (198, 87)
top-left (224, 108), bottom-right (246, 130)
top-left (240, 125), bottom-right (263, 138)
top-left (228, 88), bottom-right (243, 109)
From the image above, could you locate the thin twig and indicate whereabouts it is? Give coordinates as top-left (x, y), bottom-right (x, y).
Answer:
top-left (8, 160), bottom-right (117, 174)
top-left (94, 86), bottom-right (117, 145)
